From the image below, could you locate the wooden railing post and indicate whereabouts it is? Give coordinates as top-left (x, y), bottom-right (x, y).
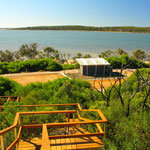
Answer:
top-left (14, 127), bottom-right (18, 150)
top-left (18, 117), bottom-right (21, 126)
top-left (68, 113), bottom-right (70, 134)
top-left (97, 113), bottom-right (100, 132)
top-left (68, 113), bottom-right (70, 122)
top-left (16, 97), bottom-right (19, 102)
top-left (73, 113), bottom-right (75, 134)
top-left (72, 125), bottom-right (75, 134)
top-left (7, 97), bottom-right (10, 102)
top-left (0, 135), bottom-right (5, 150)
top-left (73, 113), bottom-right (75, 122)
top-left (104, 123), bottom-right (106, 139)
top-left (86, 112), bottom-right (89, 131)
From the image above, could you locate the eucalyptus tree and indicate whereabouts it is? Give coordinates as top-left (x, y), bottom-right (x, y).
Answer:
top-left (43, 46), bottom-right (59, 60)
top-left (116, 48), bottom-right (127, 56)
top-left (0, 50), bottom-right (14, 62)
top-left (133, 49), bottom-right (146, 60)
top-left (99, 50), bottom-right (115, 58)
top-left (18, 43), bottom-right (39, 60)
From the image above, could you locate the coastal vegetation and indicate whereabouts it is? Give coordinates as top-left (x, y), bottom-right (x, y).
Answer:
top-left (0, 67), bottom-right (150, 149)
top-left (12, 25), bottom-right (150, 33)
top-left (105, 55), bottom-right (149, 69)
top-left (0, 58), bottom-right (63, 74)
top-left (0, 44), bottom-right (150, 74)
top-left (0, 54), bottom-right (149, 75)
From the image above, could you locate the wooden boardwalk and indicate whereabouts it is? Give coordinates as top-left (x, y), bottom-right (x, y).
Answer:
top-left (18, 127), bottom-right (103, 150)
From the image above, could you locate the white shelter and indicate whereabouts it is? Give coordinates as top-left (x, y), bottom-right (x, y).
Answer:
top-left (76, 58), bottom-right (112, 76)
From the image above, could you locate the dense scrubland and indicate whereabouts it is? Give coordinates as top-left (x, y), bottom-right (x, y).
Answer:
top-left (12, 25), bottom-right (150, 33)
top-left (0, 67), bottom-right (150, 149)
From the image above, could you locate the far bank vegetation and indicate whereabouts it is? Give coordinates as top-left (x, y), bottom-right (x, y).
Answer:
top-left (13, 25), bottom-right (150, 33)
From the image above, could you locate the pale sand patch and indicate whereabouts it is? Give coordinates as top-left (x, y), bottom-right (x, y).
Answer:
top-left (7, 74), bottom-right (64, 86)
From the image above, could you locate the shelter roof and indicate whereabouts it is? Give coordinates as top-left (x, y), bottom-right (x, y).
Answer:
top-left (76, 58), bottom-right (110, 66)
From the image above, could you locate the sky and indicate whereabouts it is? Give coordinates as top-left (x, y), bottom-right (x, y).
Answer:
top-left (0, 0), bottom-right (150, 28)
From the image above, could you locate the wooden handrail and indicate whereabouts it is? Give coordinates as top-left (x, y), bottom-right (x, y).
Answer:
top-left (22, 120), bottom-right (106, 128)
top-left (19, 110), bottom-right (77, 115)
top-left (0, 103), bottom-right (78, 110)
top-left (49, 132), bottom-right (104, 139)
top-left (0, 113), bottom-right (20, 136)
top-left (0, 103), bottom-right (107, 149)
top-left (77, 114), bottom-right (104, 133)
top-left (41, 125), bottom-right (50, 150)
top-left (98, 110), bottom-right (107, 121)
top-left (7, 126), bottom-right (22, 150)
top-left (21, 103), bottom-right (78, 107)
top-left (81, 109), bottom-right (107, 121)
top-left (96, 124), bottom-right (103, 133)
top-left (0, 103), bottom-right (107, 135)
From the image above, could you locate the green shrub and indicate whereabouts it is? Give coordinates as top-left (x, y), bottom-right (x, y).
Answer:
top-left (0, 62), bottom-right (9, 74)
top-left (106, 56), bottom-right (122, 68)
top-left (105, 55), bottom-right (149, 69)
top-left (7, 61), bottom-right (22, 73)
top-left (46, 59), bottom-right (62, 71)
top-left (0, 76), bottom-right (23, 96)
top-left (0, 58), bottom-right (63, 74)
top-left (62, 64), bottom-right (75, 70)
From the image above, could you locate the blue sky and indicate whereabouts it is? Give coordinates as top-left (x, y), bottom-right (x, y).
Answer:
top-left (0, 0), bottom-right (150, 28)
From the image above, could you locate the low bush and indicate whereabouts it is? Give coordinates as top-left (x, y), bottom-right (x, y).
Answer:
top-left (105, 54), bottom-right (149, 69)
top-left (62, 64), bottom-right (75, 70)
top-left (0, 76), bottom-right (23, 96)
top-left (0, 58), bottom-right (63, 74)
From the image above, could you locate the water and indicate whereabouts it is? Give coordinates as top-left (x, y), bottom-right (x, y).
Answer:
top-left (0, 30), bottom-right (150, 56)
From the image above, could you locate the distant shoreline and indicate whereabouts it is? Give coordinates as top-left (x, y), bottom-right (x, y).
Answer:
top-left (3, 25), bottom-right (150, 34)
top-left (6, 29), bottom-right (150, 34)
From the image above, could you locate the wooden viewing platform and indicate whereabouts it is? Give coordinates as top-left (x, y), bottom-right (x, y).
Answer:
top-left (0, 103), bottom-right (107, 150)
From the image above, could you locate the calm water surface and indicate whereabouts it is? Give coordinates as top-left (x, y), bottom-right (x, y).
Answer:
top-left (0, 30), bottom-right (150, 56)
